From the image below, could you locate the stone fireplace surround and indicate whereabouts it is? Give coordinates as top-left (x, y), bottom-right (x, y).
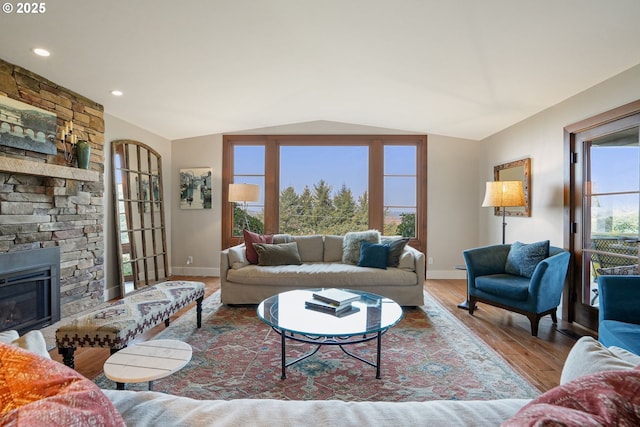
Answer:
top-left (0, 58), bottom-right (106, 321)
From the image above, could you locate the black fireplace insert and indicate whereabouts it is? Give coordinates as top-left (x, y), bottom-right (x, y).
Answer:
top-left (0, 247), bottom-right (60, 335)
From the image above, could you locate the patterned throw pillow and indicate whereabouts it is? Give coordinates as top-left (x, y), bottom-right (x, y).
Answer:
top-left (502, 367), bottom-right (640, 426)
top-left (243, 229), bottom-right (274, 264)
top-left (342, 230), bottom-right (380, 264)
top-left (504, 240), bottom-right (550, 278)
top-left (0, 342), bottom-right (125, 426)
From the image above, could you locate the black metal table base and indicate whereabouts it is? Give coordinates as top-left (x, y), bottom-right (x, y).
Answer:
top-left (275, 328), bottom-right (386, 379)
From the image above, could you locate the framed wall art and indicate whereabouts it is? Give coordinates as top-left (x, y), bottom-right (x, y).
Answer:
top-left (493, 158), bottom-right (531, 217)
top-left (0, 95), bottom-right (57, 155)
top-left (180, 167), bottom-right (212, 209)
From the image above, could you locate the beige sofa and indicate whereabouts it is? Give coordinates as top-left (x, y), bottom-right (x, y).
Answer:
top-left (3, 330), bottom-right (639, 426)
top-left (220, 232), bottom-right (426, 306)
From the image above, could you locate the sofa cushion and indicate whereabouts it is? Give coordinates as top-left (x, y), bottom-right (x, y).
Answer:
top-left (342, 230), bottom-right (380, 264)
top-left (105, 390), bottom-right (529, 427)
top-left (323, 235), bottom-right (344, 262)
top-left (0, 330), bottom-right (19, 344)
top-left (381, 237), bottom-right (410, 267)
top-left (505, 240), bottom-right (550, 278)
top-left (0, 330), bottom-right (51, 359)
top-left (560, 336), bottom-right (640, 385)
top-left (291, 235), bottom-right (324, 262)
top-left (227, 262), bottom-right (418, 287)
top-left (397, 247), bottom-right (415, 270)
top-left (253, 242), bottom-right (302, 266)
top-left (243, 229), bottom-right (274, 264)
top-left (0, 342), bottom-right (125, 426)
top-left (475, 274), bottom-right (530, 300)
top-left (272, 234), bottom-right (292, 244)
top-left (503, 367), bottom-right (640, 426)
top-left (358, 241), bottom-right (389, 269)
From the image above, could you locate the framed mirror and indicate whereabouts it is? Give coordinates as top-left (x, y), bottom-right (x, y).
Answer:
top-left (494, 158), bottom-right (531, 217)
top-left (112, 139), bottom-right (168, 296)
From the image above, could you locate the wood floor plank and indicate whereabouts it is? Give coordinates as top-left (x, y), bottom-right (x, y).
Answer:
top-left (49, 277), bottom-right (595, 393)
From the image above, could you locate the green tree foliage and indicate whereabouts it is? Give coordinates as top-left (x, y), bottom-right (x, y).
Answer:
top-left (235, 180), bottom-right (414, 236)
top-left (278, 181), bottom-right (369, 235)
top-left (396, 213), bottom-right (416, 238)
top-left (612, 212), bottom-right (639, 234)
top-left (232, 205), bottom-right (263, 235)
top-left (279, 186), bottom-right (302, 233)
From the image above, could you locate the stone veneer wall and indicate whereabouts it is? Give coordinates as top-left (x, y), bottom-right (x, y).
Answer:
top-left (0, 58), bottom-right (105, 317)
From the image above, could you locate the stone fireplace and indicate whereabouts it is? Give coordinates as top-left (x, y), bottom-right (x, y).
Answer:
top-left (0, 58), bottom-right (106, 325)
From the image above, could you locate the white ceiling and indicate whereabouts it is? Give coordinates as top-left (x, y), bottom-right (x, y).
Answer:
top-left (1, 0), bottom-right (640, 141)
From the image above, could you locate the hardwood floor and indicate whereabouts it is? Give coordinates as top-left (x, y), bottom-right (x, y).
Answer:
top-left (426, 278), bottom-right (596, 392)
top-left (50, 277), bottom-right (595, 392)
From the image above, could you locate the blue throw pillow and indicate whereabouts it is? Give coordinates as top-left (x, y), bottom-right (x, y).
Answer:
top-left (505, 240), bottom-right (550, 278)
top-left (358, 240), bottom-right (389, 269)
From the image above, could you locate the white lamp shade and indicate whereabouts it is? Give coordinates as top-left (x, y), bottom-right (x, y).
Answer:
top-left (481, 181), bottom-right (525, 207)
top-left (228, 183), bottom-right (260, 203)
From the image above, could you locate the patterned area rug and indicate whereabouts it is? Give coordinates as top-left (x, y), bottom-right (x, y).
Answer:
top-left (93, 291), bottom-right (540, 401)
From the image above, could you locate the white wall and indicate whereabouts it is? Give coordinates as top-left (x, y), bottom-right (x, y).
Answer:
top-left (103, 114), bottom-right (172, 300)
top-left (426, 135), bottom-right (480, 278)
top-left (170, 134), bottom-right (223, 277)
top-left (479, 64), bottom-right (640, 248)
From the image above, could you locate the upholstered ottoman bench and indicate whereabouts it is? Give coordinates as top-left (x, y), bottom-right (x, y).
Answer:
top-left (55, 280), bottom-right (205, 368)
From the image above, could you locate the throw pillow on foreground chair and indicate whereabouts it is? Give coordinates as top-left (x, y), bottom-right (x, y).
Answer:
top-left (463, 241), bottom-right (570, 336)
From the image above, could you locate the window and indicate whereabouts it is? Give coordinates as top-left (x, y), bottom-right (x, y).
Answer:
top-left (222, 135), bottom-right (427, 251)
top-left (231, 145), bottom-right (265, 235)
top-left (384, 145), bottom-right (417, 237)
top-left (279, 145), bottom-right (369, 235)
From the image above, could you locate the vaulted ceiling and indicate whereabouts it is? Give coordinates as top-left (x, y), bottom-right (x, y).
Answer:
top-left (1, 0), bottom-right (640, 140)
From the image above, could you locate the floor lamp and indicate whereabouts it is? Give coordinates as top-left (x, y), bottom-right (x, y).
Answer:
top-left (481, 180), bottom-right (525, 244)
top-left (229, 183), bottom-right (260, 232)
top-left (457, 180), bottom-right (525, 311)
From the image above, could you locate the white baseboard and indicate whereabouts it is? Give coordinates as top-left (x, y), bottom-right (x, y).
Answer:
top-left (426, 269), bottom-right (467, 280)
top-left (171, 266), bottom-right (220, 277)
top-left (105, 286), bottom-right (121, 301)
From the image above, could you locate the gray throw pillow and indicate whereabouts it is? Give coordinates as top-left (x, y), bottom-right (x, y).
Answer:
top-left (342, 230), bottom-right (380, 264)
top-left (253, 242), bottom-right (302, 266)
top-left (381, 237), bottom-right (410, 267)
top-left (505, 240), bottom-right (550, 278)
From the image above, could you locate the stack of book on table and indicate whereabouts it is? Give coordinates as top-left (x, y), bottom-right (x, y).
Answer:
top-left (305, 288), bottom-right (361, 317)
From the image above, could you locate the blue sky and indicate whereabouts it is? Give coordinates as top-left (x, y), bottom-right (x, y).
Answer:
top-left (235, 145), bottom-right (417, 207)
top-left (591, 146), bottom-right (639, 212)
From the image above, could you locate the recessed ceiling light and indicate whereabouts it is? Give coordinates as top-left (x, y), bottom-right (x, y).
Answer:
top-left (111, 90), bottom-right (124, 97)
top-left (32, 48), bottom-right (50, 57)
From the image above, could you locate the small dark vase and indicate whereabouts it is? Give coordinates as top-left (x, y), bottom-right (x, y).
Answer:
top-left (75, 140), bottom-right (91, 169)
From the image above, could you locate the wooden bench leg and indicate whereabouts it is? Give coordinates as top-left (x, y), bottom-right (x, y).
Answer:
top-left (58, 347), bottom-right (76, 369)
top-left (197, 296), bottom-right (203, 328)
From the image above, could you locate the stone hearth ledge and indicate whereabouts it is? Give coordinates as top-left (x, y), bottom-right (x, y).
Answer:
top-left (0, 156), bottom-right (98, 182)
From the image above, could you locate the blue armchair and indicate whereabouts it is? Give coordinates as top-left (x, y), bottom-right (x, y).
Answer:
top-left (463, 243), bottom-right (570, 336)
top-left (598, 275), bottom-right (640, 355)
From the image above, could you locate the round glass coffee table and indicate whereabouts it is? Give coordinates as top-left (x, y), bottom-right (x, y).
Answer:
top-left (257, 289), bottom-right (403, 379)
